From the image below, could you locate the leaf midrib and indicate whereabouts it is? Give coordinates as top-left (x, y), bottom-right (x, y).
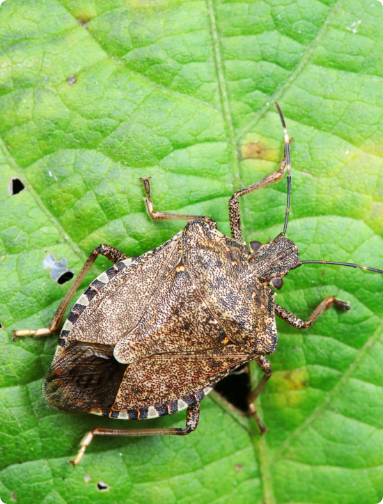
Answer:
top-left (206, 0), bottom-right (240, 191)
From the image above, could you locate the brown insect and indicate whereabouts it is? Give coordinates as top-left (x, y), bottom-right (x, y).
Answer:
top-left (13, 103), bottom-right (383, 465)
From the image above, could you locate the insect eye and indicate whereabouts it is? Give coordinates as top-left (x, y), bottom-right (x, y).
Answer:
top-left (250, 241), bottom-right (262, 253)
top-left (271, 277), bottom-right (283, 290)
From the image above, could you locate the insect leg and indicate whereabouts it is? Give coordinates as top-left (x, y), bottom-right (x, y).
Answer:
top-left (230, 103), bottom-right (293, 242)
top-left (275, 296), bottom-right (351, 329)
top-left (229, 158), bottom-right (287, 242)
top-left (141, 178), bottom-right (217, 227)
top-left (69, 402), bottom-right (200, 466)
top-left (248, 355), bottom-right (272, 434)
top-left (13, 244), bottom-right (128, 339)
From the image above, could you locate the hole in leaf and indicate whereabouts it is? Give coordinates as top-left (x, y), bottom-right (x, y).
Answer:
top-left (57, 271), bottom-right (74, 285)
top-left (0, 322), bottom-right (3, 329)
top-left (9, 178), bottom-right (25, 196)
top-left (43, 254), bottom-right (74, 284)
top-left (214, 364), bottom-right (250, 413)
top-left (97, 481), bottom-right (109, 491)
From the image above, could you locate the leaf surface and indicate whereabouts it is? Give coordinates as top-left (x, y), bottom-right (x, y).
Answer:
top-left (1, 0), bottom-right (383, 502)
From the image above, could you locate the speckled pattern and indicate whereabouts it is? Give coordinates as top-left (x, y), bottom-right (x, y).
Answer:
top-left (44, 220), bottom-right (282, 419)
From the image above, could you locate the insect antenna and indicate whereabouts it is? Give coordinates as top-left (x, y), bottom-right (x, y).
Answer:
top-left (298, 260), bottom-right (383, 275)
top-left (274, 102), bottom-right (291, 241)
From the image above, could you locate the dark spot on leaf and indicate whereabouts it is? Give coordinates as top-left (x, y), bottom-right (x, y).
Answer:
top-left (234, 464), bottom-right (243, 471)
top-left (11, 491), bottom-right (17, 501)
top-left (67, 76), bottom-right (76, 85)
top-left (97, 481), bottom-right (109, 491)
top-left (240, 140), bottom-right (274, 161)
top-left (9, 178), bottom-right (25, 196)
top-left (57, 271), bottom-right (74, 285)
top-left (0, 322), bottom-right (3, 329)
top-left (77, 17), bottom-right (90, 26)
top-left (283, 370), bottom-right (308, 390)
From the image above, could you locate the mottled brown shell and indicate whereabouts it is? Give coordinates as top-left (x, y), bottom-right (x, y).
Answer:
top-left (44, 221), bottom-right (278, 420)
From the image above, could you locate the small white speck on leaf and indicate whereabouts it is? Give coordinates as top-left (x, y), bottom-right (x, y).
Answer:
top-left (84, 474), bottom-right (90, 483)
top-left (346, 20), bottom-right (362, 34)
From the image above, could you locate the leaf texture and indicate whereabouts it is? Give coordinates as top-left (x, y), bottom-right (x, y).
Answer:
top-left (1, 0), bottom-right (383, 502)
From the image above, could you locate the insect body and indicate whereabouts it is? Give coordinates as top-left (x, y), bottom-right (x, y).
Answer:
top-left (13, 103), bottom-right (383, 465)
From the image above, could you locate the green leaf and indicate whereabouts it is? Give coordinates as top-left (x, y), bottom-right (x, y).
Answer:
top-left (1, 0), bottom-right (383, 502)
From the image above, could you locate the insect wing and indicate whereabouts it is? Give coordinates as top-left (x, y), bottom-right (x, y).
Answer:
top-left (114, 262), bottom-right (228, 364)
top-left (68, 233), bottom-right (182, 346)
top-left (43, 341), bottom-right (127, 413)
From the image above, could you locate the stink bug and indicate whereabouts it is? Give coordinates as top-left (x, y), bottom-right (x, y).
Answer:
top-left (13, 103), bottom-right (383, 466)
